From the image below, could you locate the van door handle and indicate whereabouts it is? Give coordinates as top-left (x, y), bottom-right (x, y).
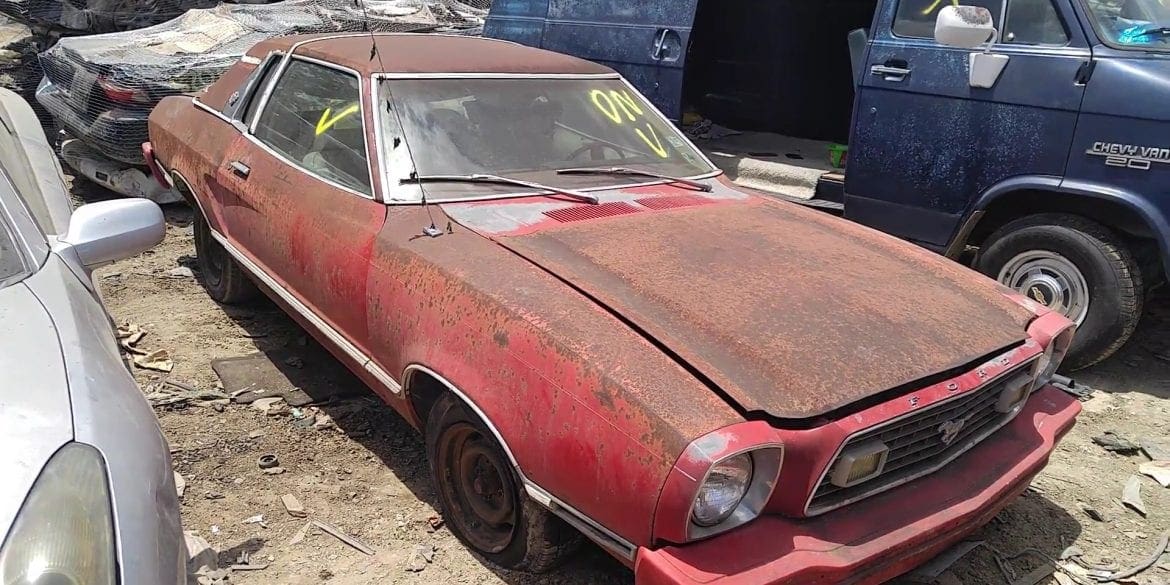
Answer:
top-left (871, 64), bottom-right (911, 81)
top-left (652, 28), bottom-right (670, 60)
top-left (229, 161), bottom-right (250, 178)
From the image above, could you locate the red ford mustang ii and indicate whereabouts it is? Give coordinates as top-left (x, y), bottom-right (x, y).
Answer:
top-left (146, 33), bottom-right (1081, 584)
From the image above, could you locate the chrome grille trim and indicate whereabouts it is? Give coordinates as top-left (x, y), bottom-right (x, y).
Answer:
top-left (804, 356), bottom-right (1038, 516)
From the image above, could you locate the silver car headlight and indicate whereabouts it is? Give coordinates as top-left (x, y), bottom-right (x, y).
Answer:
top-left (0, 443), bottom-right (116, 585)
top-left (691, 453), bottom-right (753, 527)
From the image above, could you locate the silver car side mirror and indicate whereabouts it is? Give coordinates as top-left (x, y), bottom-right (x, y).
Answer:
top-left (935, 6), bottom-right (1009, 89)
top-left (59, 199), bottom-right (165, 268)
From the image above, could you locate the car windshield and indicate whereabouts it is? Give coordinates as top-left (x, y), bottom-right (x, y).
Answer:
top-left (381, 78), bottom-right (715, 199)
top-left (1083, 0), bottom-right (1170, 49)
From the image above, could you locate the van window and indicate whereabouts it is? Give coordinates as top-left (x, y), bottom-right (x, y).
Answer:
top-left (894, 0), bottom-right (1004, 39)
top-left (1004, 0), bottom-right (1069, 44)
top-left (253, 59), bottom-right (371, 195)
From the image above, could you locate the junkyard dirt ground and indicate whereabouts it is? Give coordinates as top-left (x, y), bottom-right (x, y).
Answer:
top-left (89, 190), bottom-right (1170, 584)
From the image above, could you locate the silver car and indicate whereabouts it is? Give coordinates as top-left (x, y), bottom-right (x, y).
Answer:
top-left (0, 88), bottom-right (183, 584)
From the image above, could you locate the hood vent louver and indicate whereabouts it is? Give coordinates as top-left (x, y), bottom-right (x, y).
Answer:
top-left (544, 202), bottom-right (643, 223)
top-left (636, 195), bottom-right (715, 210)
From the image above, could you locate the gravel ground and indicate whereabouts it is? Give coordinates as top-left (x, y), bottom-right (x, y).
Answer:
top-left (85, 187), bottom-right (1170, 585)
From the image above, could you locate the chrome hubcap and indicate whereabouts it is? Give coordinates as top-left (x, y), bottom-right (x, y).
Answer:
top-left (998, 251), bottom-right (1090, 325)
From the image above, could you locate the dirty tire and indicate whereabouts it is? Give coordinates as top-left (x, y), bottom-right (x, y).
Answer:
top-left (193, 213), bottom-right (258, 305)
top-left (426, 395), bottom-right (581, 572)
top-left (978, 213), bottom-right (1143, 370)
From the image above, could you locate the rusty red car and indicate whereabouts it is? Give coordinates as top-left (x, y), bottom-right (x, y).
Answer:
top-left (146, 32), bottom-right (1082, 584)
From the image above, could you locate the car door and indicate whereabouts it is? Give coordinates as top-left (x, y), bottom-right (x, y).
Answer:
top-left (487, 0), bottom-right (699, 120)
top-left (845, 0), bottom-right (1090, 251)
top-left (217, 56), bottom-right (386, 352)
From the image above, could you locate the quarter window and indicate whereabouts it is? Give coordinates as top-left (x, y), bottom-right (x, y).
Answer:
top-left (253, 60), bottom-right (371, 194)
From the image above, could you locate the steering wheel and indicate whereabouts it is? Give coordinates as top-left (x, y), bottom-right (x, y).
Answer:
top-left (567, 141), bottom-right (624, 162)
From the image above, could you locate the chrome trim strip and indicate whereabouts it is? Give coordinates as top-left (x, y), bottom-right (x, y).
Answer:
top-left (192, 97), bottom-right (231, 124)
top-left (402, 364), bottom-right (637, 561)
top-left (374, 72), bottom-right (622, 80)
top-left (240, 55), bottom-right (261, 65)
top-left (207, 227), bottom-right (402, 396)
top-left (803, 355), bottom-right (1040, 516)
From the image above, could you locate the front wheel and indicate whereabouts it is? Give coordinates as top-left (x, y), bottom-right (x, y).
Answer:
top-left (193, 213), bottom-right (258, 305)
top-left (977, 213), bottom-right (1144, 370)
top-left (425, 395), bottom-right (580, 572)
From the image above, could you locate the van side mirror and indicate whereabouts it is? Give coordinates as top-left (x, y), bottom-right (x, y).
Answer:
top-left (935, 5), bottom-right (997, 48)
top-left (59, 199), bottom-right (165, 268)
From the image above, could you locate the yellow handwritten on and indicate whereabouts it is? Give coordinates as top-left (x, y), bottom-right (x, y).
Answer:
top-left (589, 87), bottom-right (669, 158)
top-left (635, 125), bottom-right (669, 158)
top-left (920, 0), bottom-right (959, 16)
top-left (315, 103), bottom-right (360, 136)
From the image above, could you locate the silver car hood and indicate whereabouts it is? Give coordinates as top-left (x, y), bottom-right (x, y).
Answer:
top-left (0, 282), bottom-right (72, 538)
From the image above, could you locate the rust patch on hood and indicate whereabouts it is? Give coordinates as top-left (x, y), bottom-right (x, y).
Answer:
top-left (494, 198), bottom-right (1032, 420)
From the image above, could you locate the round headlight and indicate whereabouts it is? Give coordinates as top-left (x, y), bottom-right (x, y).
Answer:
top-left (691, 453), bottom-right (753, 527)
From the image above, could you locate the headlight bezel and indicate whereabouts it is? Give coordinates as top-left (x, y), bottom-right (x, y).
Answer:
top-left (0, 442), bottom-right (117, 585)
top-left (687, 446), bottom-right (783, 541)
top-left (1035, 323), bottom-right (1075, 388)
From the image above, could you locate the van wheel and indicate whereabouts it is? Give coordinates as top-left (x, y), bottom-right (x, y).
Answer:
top-left (193, 213), bottom-right (258, 305)
top-left (977, 213), bottom-right (1143, 370)
top-left (426, 395), bottom-right (580, 572)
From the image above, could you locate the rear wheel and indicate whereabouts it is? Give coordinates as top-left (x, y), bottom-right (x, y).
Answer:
top-left (977, 213), bottom-right (1143, 370)
top-left (193, 212), bottom-right (258, 305)
top-left (425, 395), bottom-right (580, 572)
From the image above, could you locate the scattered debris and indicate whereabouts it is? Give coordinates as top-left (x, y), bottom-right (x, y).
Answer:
top-left (134, 349), bottom-right (175, 373)
top-left (1141, 437), bottom-right (1170, 462)
top-left (281, 494), bottom-right (307, 518)
top-left (406, 543), bottom-right (436, 572)
top-left (1011, 564), bottom-right (1055, 585)
top-left (174, 472), bottom-right (186, 499)
top-left (311, 520), bottom-right (375, 555)
top-left (210, 525), bottom-right (220, 534)
top-left (250, 397), bottom-right (287, 415)
top-left (184, 531), bottom-right (218, 583)
top-left (311, 412), bottom-right (335, 431)
top-left (205, 491), bottom-right (224, 500)
top-left (262, 467), bottom-right (286, 476)
top-left (1140, 460), bottom-right (1170, 487)
top-left (426, 516), bottom-right (444, 533)
top-left (1050, 374), bottom-right (1094, 399)
top-left (146, 385), bottom-right (229, 407)
top-left (1094, 531), bottom-right (1170, 582)
top-left (288, 522), bottom-right (311, 546)
top-left (1092, 432), bottom-right (1141, 455)
top-left (1060, 546), bottom-right (1083, 561)
top-left (906, 540), bottom-right (984, 582)
top-left (166, 266), bottom-right (195, 278)
top-left (257, 454), bottom-right (280, 469)
top-left (230, 550), bottom-right (268, 571)
top-left (247, 429), bottom-right (266, 439)
top-left (1079, 503), bottom-right (1108, 522)
top-left (1122, 475), bottom-right (1147, 517)
top-left (242, 514), bottom-right (265, 525)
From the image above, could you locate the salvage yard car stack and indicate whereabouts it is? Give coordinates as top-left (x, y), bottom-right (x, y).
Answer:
top-left (145, 32), bottom-right (1083, 584)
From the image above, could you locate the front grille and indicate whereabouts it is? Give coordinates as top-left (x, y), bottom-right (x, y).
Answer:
top-left (807, 360), bottom-right (1036, 515)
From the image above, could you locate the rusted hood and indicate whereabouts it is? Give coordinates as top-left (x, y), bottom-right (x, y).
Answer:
top-left (486, 197), bottom-right (1033, 421)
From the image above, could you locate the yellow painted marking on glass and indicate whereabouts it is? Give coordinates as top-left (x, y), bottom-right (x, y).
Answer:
top-left (920, 0), bottom-right (959, 16)
top-left (315, 104), bottom-right (360, 136)
top-left (589, 87), bottom-right (669, 158)
top-left (635, 125), bottom-right (668, 158)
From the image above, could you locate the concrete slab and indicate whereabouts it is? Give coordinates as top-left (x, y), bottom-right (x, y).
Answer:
top-left (696, 131), bottom-right (836, 200)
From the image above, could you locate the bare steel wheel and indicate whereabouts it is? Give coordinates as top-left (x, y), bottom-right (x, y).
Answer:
top-left (425, 394), bottom-right (581, 572)
top-left (997, 250), bottom-right (1091, 326)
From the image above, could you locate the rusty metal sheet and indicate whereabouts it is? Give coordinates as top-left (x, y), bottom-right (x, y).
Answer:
top-left (496, 196), bottom-right (1033, 421)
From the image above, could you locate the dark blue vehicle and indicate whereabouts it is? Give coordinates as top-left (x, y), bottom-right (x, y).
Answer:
top-left (486, 0), bottom-right (1170, 369)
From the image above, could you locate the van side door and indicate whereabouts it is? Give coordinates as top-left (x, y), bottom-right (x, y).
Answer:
top-left (845, 0), bottom-right (1090, 251)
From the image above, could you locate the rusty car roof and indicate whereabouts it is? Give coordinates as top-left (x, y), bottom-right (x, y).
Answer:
top-left (247, 33), bottom-right (616, 76)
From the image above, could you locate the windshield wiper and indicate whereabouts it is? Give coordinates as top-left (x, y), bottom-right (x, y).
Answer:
top-left (404, 174), bottom-right (599, 205)
top-left (557, 167), bottom-right (712, 192)
top-left (1135, 26), bottom-right (1170, 37)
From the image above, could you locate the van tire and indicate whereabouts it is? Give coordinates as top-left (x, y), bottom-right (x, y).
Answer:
top-left (426, 394), bottom-right (581, 572)
top-left (977, 213), bottom-right (1143, 370)
top-left (193, 213), bottom-right (258, 305)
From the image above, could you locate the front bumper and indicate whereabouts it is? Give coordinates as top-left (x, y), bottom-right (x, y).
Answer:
top-left (635, 386), bottom-right (1080, 585)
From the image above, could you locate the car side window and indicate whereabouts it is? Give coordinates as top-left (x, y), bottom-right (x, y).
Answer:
top-left (253, 60), bottom-right (371, 195)
top-left (1003, 0), bottom-right (1069, 45)
top-left (893, 0), bottom-right (1004, 39)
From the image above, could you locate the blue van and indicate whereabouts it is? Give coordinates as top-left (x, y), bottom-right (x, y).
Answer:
top-left (486, 0), bottom-right (1170, 369)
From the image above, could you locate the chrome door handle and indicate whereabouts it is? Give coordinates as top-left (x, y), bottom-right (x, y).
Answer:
top-left (871, 64), bottom-right (911, 80)
top-left (229, 160), bottom-right (250, 178)
top-left (653, 29), bottom-right (670, 60)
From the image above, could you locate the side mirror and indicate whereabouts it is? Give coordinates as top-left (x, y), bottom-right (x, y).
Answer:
top-left (60, 199), bottom-right (165, 268)
top-left (935, 5), bottom-right (997, 49)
